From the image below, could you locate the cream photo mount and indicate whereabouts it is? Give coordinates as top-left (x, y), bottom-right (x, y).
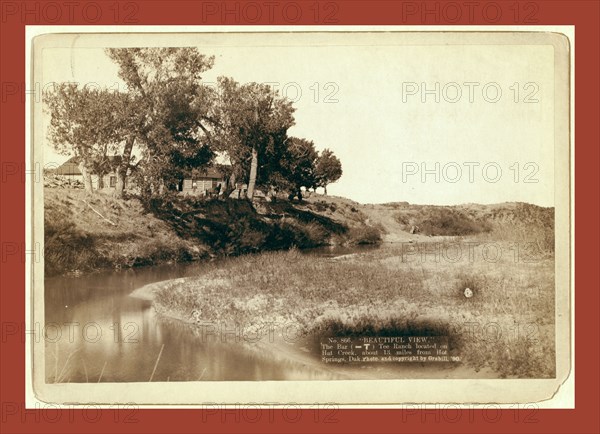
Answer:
top-left (27, 27), bottom-right (573, 406)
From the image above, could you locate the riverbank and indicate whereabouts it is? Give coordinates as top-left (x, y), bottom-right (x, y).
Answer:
top-left (140, 241), bottom-right (555, 379)
top-left (44, 188), bottom-right (382, 276)
top-left (45, 187), bottom-right (554, 277)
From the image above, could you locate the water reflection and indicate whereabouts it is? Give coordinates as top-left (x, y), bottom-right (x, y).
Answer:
top-left (44, 251), bottom-right (369, 383)
top-left (44, 245), bottom-right (487, 382)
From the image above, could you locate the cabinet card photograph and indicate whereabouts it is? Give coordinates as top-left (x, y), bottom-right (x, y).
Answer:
top-left (28, 28), bottom-right (572, 405)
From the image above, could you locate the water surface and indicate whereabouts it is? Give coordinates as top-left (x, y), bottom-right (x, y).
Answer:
top-left (44, 247), bottom-right (378, 383)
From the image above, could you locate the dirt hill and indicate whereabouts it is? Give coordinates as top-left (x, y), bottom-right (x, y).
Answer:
top-left (44, 189), bottom-right (380, 276)
top-left (44, 189), bottom-right (554, 276)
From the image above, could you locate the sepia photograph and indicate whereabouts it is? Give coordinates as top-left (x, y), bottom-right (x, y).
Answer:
top-left (29, 29), bottom-right (571, 404)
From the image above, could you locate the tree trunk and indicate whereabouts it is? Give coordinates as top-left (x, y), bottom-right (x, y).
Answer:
top-left (140, 182), bottom-right (152, 198)
top-left (113, 136), bottom-right (135, 198)
top-left (223, 171), bottom-right (237, 199)
top-left (114, 168), bottom-right (126, 197)
top-left (323, 185), bottom-right (328, 195)
top-left (78, 161), bottom-right (93, 194)
top-left (269, 186), bottom-right (277, 203)
top-left (247, 146), bottom-right (258, 201)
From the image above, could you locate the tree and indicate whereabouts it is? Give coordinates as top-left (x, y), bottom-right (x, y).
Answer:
top-left (44, 83), bottom-right (122, 193)
top-left (105, 48), bottom-right (216, 197)
top-left (87, 153), bottom-right (113, 189)
top-left (278, 137), bottom-right (318, 201)
top-left (314, 148), bottom-right (342, 195)
top-left (209, 77), bottom-right (295, 200)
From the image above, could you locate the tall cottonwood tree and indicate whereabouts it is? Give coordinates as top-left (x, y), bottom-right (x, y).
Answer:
top-left (47, 49), bottom-right (339, 202)
top-left (44, 83), bottom-right (122, 193)
top-left (315, 148), bottom-right (343, 195)
top-left (105, 47), bottom-right (216, 196)
top-left (277, 137), bottom-right (319, 201)
top-left (210, 77), bottom-right (295, 200)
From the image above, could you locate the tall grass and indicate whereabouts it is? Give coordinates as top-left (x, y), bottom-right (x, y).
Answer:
top-left (154, 244), bottom-right (555, 378)
top-left (395, 206), bottom-right (491, 236)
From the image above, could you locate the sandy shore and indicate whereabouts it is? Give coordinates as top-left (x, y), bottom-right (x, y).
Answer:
top-left (130, 278), bottom-right (186, 301)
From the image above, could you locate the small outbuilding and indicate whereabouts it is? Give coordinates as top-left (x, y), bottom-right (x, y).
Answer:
top-left (179, 167), bottom-right (227, 196)
top-left (53, 156), bottom-right (125, 190)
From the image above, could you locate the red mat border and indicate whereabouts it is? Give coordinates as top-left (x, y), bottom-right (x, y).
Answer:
top-left (1, 1), bottom-right (598, 433)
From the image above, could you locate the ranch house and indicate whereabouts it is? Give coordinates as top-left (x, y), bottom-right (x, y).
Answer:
top-left (54, 156), bottom-right (126, 190)
top-left (179, 167), bottom-right (227, 196)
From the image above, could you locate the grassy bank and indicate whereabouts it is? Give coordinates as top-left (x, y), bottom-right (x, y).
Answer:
top-left (46, 187), bottom-right (556, 377)
top-left (44, 188), bottom-right (381, 276)
top-left (45, 188), bottom-right (554, 277)
top-left (44, 189), bottom-right (198, 276)
top-left (153, 242), bottom-right (555, 378)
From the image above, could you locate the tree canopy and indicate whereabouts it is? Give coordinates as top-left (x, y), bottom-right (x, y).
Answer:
top-left (105, 48), bottom-right (216, 196)
top-left (315, 148), bottom-right (343, 195)
top-left (209, 77), bottom-right (295, 198)
top-left (44, 83), bottom-right (124, 191)
top-left (44, 47), bottom-right (343, 201)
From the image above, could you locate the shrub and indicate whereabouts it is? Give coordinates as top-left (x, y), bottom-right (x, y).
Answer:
top-left (347, 225), bottom-right (382, 244)
top-left (416, 208), bottom-right (491, 236)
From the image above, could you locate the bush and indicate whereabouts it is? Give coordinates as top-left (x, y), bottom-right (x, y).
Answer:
top-left (413, 207), bottom-right (491, 236)
top-left (275, 221), bottom-right (329, 249)
top-left (347, 225), bottom-right (382, 245)
top-left (310, 200), bottom-right (330, 212)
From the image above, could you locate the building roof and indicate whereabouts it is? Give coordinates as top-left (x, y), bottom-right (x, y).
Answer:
top-left (188, 166), bottom-right (227, 179)
top-left (197, 167), bottom-right (224, 178)
top-left (55, 157), bottom-right (81, 175)
top-left (55, 156), bottom-right (227, 179)
top-left (55, 156), bottom-right (122, 176)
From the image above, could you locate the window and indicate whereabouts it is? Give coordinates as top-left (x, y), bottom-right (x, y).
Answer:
top-left (109, 176), bottom-right (117, 188)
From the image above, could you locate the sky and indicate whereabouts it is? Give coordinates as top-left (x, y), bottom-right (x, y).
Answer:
top-left (39, 32), bottom-right (556, 206)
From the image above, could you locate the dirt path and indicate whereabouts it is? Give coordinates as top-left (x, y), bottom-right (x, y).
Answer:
top-left (361, 204), bottom-right (430, 243)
